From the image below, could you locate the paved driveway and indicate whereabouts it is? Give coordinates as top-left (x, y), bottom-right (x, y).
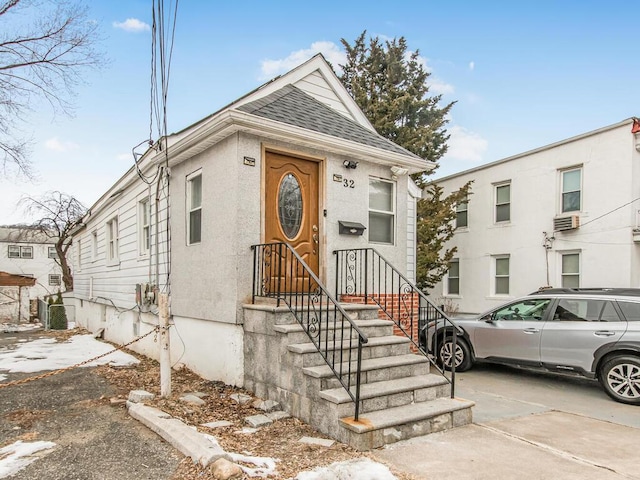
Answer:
top-left (374, 363), bottom-right (640, 480)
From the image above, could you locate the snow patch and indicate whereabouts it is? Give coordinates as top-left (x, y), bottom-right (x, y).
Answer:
top-left (0, 440), bottom-right (56, 478)
top-left (295, 458), bottom-right (397, 480)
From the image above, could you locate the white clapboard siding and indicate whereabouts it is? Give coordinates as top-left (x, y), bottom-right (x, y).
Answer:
top-left (293, 71), bottom-right (355, 121)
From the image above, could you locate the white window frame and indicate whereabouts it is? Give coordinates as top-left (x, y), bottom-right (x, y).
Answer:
top-left (446, 258), bottom-right (460, 296)
top-left (138, 197), bottom-right (151, 256)
top-left (493, 255), bottom-right (510, 296)
top-left (560, 251), bottom-right (580, 288)
top-left (49, 274), bottom-right (61, 286)
top-left (20, 246), bottom-right (33, 259)
top-left (494, 182), bottom-right (511, 223)
top-left (368, 177), bottom-right (396, 245)
top-left (560, 166), bottom-right (582, 213)
top-left (186, 170), bottom-right (202, 246)
top-left (91, 230), bottom-right (98, 261)
top-left (7, 245), bottom-right (20, 258)
top-left (48, 246), bottom-right (58, 259)
top-left (106, 216), bottom-right (120, 265)
top-left (455, 197), bottom-right (468, 229)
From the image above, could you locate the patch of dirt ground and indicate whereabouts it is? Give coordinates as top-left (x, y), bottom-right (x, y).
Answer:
top-left (45, 329), bottom-right (418, 480)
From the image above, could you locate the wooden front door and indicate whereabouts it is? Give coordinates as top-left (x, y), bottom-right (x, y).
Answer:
top-left (265, 151), bottom-right (320, 292)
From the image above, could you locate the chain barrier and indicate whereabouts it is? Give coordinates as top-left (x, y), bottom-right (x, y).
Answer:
top-left (0, 325), bottom-right (162, 389)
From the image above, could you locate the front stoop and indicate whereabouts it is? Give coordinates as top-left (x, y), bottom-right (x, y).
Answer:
top-left (243, 301), bottom-right (474, 451)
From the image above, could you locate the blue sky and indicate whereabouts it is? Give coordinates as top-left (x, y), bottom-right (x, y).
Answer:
top-left (2, 0), bottom-right (638, 224)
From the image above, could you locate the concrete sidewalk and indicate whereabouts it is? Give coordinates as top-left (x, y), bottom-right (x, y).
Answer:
top-left (374, 410), bottom-right (639, 479)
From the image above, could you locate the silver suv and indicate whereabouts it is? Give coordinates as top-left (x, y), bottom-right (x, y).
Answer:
top-left (422, 288), bottom-right (640, 405)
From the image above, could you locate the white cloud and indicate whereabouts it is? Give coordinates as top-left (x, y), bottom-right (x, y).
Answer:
top-left (44, 137), bottom-right (79, 152)
top-left (445, 125), bottom-right (488, 163)
top-left (113, 18), bottom-right (150, 33)
top-left (430, 79), bottom-right (455, 95)
top-left (469, 61), bottom-right (475, 71)
top-left (260, 41), bottom-right (347, 79)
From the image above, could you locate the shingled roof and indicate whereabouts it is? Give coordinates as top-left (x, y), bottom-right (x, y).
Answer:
top-left (236, 85), bottom-right (422, 160)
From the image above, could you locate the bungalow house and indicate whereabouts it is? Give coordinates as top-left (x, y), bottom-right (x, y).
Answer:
top-left (70, 54), bottom-right (473, 449)
top-left (430, 117), bottom-right (640, 315)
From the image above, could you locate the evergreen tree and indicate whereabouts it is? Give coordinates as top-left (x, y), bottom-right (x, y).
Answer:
top-left (339, 31), bottom-right (472, 290)
top-left (49, 290), bottom-right (68, 330)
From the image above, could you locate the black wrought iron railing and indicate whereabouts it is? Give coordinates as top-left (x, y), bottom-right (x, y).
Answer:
top-left (251, 242), bottom-right (368, 420)
top-left (334, 248), bottom-right (462, 397)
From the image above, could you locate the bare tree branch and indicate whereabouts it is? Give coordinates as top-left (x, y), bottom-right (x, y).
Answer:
top-left (18, 190), bottom-right (87, 290)
top-left (0, 0), bottom-right (105, 179)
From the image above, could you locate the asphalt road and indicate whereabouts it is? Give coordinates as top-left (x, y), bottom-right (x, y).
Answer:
top-left (0, 330), bottom-right (181, 480)
top-left (375, 363), bottom-right (640, 480)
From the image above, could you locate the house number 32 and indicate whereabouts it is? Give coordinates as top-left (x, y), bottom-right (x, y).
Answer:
top-left (343, 179), bottom-right (355, 188)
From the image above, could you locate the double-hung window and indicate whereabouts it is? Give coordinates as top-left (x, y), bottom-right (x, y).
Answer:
top-left (494, 256), bottom-right (510, 295)
top-left (561, 252), bottom-right (580, 288)
top-left (48, 246), bottom-right (58, 259)
top-left (495, 183), bottom-right (511, 223)
top-left (91, 230), bottom-right (98, 261)
top-left (49, 274), bottom-right (61, 286)
top-left (561, 167), bottom-right (581, 213)
top-left (8, 245), bottom-right (33, 259)
top-left (456, 197), bottom-right (468, 228)
top-left (447, 258), bottom-right (460, 295)
top-left (139, 198), bottom-right (151, 255)
top-left (106, 216), bottom-right (119, 265)
top-left (187, 171), bottom-right (202, 245)
top-left (369, 178), bottom-right (395, 244)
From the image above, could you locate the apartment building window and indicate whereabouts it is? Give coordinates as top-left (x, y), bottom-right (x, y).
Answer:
top-left (49, 274), bottom-right (61, 286)
top-left (561, 167), bottom-right (582, 213)
top-left (495, 183), bottom-right (511, 223)
top-left (561, 252), bottom-right (580, 288)
top-left (139, 198), bottom-right (151, 255)
top-left (8, 245), bottom-right (33, 259)
top-left (447, 258), bottom-right (460, 295)
top-left (48, 246), bottom-right (58, 259)
top-left (106, 216), bottom-right (119, 264)
top-left (369, 177), bottom-right (395, 244)
top-left (494, 256), bottom-right (510, 295)
top-left (455, 198), bottom-right (468, 228)
top-left (187, 171), bottom-right (202, 245)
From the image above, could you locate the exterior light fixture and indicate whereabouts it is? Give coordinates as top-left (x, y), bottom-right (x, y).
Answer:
top-left (343, 160), bottom-right (358, 169)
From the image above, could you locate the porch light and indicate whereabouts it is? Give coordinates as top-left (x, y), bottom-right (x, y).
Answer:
top-left (343, 160), bottom-right (358, 169)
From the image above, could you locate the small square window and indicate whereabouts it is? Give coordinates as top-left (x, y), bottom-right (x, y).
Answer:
top-left (8, 245), bottom-right (20, 258)
top-left (20, 246), bottom-right (33, 259)
top-left (49, 274), bottom-right (61, 286)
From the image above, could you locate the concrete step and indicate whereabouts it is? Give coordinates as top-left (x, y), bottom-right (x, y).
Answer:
top-left (303, 353), bottom-right (430, 390)
top-left (274, 318), bottom-right (394, 344)
top-left (339, 397), bottom-right (475, 450)
top-left (288, 335), bottom-right (411, 367)
top-left (320, 374), bottom-right (452, 417)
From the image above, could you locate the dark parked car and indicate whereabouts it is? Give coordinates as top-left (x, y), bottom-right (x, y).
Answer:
top-left (421, 288), bottom-right (640, 405)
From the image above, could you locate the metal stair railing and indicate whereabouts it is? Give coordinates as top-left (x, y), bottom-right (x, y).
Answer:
top-left (334, 247), bottom-right (463, 398)
top-left (251, 242), bottom-right (368, 420)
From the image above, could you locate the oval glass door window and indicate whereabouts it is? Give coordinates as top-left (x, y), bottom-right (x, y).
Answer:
top-left (278, 173), bottom-right (303, 239)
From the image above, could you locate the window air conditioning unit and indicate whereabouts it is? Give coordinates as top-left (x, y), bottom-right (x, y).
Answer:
top-left (554, 215), bottom-right (580, 231)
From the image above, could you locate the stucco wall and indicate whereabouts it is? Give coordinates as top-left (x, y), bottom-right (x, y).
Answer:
top-left (431, 122), bottom-right (638, 314)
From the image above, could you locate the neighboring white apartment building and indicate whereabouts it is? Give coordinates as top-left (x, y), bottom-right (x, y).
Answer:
top-left (0, 226), bottom-right (64, 300)
top-left (430, 117), bottom-right (640, 315)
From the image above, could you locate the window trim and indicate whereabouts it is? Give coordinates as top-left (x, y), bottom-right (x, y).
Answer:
top-left (106, 216), bottom-right (120, 266)
top-left (48, 274), bottom-right (61, 286)
top-left (446, 258), bottom-right (460, 296)
top-left (493, 255), bottom-right (510, 296)
top-left (48, 246), bottom-right (58, 259)
top-left (455, 197), bottom-right (468, 229)
top-left (368, 176), bottom-right (396, 245)
top-left (494, 182), bottom-right (511, 223)
top-left (186, 170), bottom-right (202, 246)
top-left (20, 246), bottom-right (33, 259)
top-left (138, 197), bottom-right (151, 256)
top-left (8, 245), bottom-right (20, 258)
top-left (560, 251), bottom-right (580, 288)
top-left (560, 166), bottom-right (582, 213)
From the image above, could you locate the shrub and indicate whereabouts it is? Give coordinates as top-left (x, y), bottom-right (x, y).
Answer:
top-left (49, 291), bottom-right (68, 330)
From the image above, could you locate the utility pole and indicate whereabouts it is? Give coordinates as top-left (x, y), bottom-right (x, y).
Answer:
top-left (158, 292), bottom-right (171, 397)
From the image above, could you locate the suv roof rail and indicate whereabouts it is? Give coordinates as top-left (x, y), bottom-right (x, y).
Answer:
top-left (529, 287), bottom-right (640, 297)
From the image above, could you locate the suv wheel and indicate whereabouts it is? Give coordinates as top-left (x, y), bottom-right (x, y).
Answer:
top-left (600, 355), bottom-right (640, 405)
top-left (438, 337), bottom-right (472, 372)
